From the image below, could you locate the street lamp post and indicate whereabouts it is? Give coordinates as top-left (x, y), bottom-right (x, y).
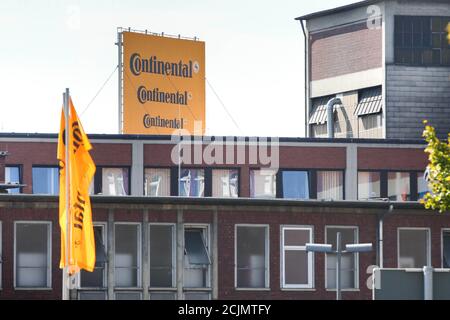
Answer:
top-left (306, 232), bottom-right (372, 301)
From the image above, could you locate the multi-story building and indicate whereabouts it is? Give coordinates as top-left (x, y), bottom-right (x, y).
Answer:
top-left (0, 133), bottom-right (448, 300)
top-left (296, 0), bottom-right (450, 139)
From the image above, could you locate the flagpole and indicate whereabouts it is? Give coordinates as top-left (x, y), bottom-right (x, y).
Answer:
top-left (63, 88), bottom-right (70, 300)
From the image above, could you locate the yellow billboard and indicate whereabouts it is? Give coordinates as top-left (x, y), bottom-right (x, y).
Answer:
top-left (122, 31), bottom-right (205, 135)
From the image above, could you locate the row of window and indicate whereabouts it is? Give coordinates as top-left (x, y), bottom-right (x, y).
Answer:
top-left (2, 222), bottom-right (444, 298)
top-left (5, 166), bottom-right (431, 202)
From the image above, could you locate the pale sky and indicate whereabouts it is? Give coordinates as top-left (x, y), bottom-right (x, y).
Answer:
top-left (0, 0), bottom-right (358, 137)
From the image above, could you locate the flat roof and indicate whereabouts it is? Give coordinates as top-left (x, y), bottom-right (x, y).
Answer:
top-left (295, 0), bottom-right (380, 21)
top-left (0, 132), bottom-right (426, 145)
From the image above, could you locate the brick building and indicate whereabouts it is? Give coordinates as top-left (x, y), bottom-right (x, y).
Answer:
top-left (296, 0), bottom-right (450, 139)
top-left (0, 133), bottom-right (448, 300)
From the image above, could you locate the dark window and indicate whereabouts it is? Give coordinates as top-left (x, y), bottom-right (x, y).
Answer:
top-left (80, 225), bottom-right (106, 288)
top-left (395, 16), bottom-right (450, 66)
top-left (443, 231), bottom-right (450, 268)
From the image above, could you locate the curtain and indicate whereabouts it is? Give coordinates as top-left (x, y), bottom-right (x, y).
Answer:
top-left (212, 169), bottom-right (238, 198)
top-left (145, 168), bottom-right (171, 196)
top-left (250, 169), bottom-right (276, 198)
top-left (102, 168), bottom-right (129, 196)
top-left (317, 171), bottom-right (343, 200)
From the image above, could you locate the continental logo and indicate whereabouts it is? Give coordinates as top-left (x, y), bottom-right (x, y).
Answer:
top-left (130, 53), bottom-right (200, 78)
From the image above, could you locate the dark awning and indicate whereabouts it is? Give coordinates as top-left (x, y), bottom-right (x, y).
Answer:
top-left (185, 229), bottom-right (210, 265)
top-left (354, 87), bottom-right (382, 117)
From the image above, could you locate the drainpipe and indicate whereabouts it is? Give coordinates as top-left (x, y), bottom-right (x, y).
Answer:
top-left (326, 97), bottom-right (342, 138)
top-left (299, 19), bottom-right (308, 137)
top-left (377, 203), bottom-right (393, 268)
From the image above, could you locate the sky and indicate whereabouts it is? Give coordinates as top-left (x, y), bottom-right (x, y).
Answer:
top-left (0, 0), bottom-right (359, 137)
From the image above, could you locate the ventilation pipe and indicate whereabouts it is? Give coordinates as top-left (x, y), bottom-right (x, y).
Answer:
top-left (326, 97), bottom-right (342, 138)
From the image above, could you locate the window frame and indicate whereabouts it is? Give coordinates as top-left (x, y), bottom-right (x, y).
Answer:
top-left (249, 168), bottom-right (278, 199)
top-left (279, 169), bottom-right (311, 200)
top-left (441, 228), bottom-right (450, 268)
top-left (77, 222), bottom-right (107, 289)
top-left (280, 225), bottom-right (314, 289)
top-left (357, 170), bottom-right (382, 200)
top-left (211, 167), bottom-right (240, 198)
top-left (143, 166), bottom-right (172, 197)
top-left (178, 168), bottom-right (206, 197)
top-left (14, 221), bottom-right (52, 290)
top-left (234, 224), bottom-right (270, 290)
top-left (149, 222), bottom-right (176, 290)
top-left (5, 164), bottom-right (23, 194)
top-left (31, 165), bottom-right (59, 195)
top-left (316, 169), bottom-right (346, 201)
top-left (114, 222), bottom-right (141, 288)
top-left (397, 227), bottom-right (431, 269)
top-left (324, 225), bottom-right (359, 291)
top-left (96, 166), bottom-right (131, 196)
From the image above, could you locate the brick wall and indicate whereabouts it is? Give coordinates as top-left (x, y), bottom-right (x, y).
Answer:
top-left (310, 22), bottom-right (382, 81)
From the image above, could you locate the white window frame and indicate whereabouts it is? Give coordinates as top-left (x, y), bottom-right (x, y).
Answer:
top-left (441, 228), bottom-right (450, 268)
top-left (397, 227), bottom-right (431, 269)
top-left (77, 222), bottom-right (107, 289)
top-left (325, 225), bottom-right (359, 291)
top-left (149, 223), bottom-right (176, 289)
top-left (234, 224), bottom-right (270, 290)
top-left (183, 223), bottom-right (211, 289)
top-left (280, 225), bottom-right (314, 289)
top-left (114, 222), bottom-right (141, 288)
top-left (14, 221), bottom-right (52, 289)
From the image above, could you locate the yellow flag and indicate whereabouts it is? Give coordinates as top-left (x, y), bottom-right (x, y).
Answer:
top-left (447, 23), bottom-right (450, 43)
top-left (58, 98), bottom-right (96, 274)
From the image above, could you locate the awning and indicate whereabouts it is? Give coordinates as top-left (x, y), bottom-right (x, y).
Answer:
top-left (309, 96), bottom-right (334, 125)
top-left (354, 87), bottom-right (382, 116)
top-left (185, 229), bottom-right (210, 265)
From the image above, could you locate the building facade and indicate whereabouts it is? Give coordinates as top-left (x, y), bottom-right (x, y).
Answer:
top-left (296, 0), bottom-right (450, 140)
top-left (0, 133), bottom-right (448, 300)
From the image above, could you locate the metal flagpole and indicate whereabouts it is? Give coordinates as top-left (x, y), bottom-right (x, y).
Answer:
top-left (63, 88), bottom-right (70, 300)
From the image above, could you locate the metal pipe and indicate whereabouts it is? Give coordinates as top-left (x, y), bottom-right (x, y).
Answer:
top-left (326, 97), bottom-right (342, 139)
top-left (299, 19), bottom-right (308, 137)
top-left (63, 88), bottom-right (70, 300)
top-left (117, 31), bottom-right (123, 134)
top-left (423, 266), bottom-right (433, 300)
top-left (336, 232), bottom-right (342, 300)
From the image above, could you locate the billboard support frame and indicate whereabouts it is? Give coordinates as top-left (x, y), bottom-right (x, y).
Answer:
top-left (117, 29), bottom-right (123, 134)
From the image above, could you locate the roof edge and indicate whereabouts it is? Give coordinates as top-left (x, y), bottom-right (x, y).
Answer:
top-left (295, 0), bottom-right (381, 21)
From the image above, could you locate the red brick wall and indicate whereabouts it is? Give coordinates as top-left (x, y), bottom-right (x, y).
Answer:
top-left (358, 148), bottom-right (427, 170)
top-left (310, 22), bottom-right (382, 81)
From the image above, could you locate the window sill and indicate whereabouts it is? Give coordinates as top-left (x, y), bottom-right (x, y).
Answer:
top-left (281, 288), bottom-right (316, 291)
top-left (149, 287), bottom-right (177, 291)
top-left (14, 287), bottom-right (52, 291)
top-left (183, 287), bottom-right (212, 292)
top-left (325, 288), bottom-right (360, 292)
top-left (235, 288), bottom-right (271, 291)
top-left (114, 287), bottom-right (143, 291)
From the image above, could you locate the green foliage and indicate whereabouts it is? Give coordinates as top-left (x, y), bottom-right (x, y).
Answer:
top-left (421, 121), bottom-right (450, 213)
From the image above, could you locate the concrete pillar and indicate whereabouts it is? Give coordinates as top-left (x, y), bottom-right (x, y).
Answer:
top-left (142, 209), bottom-right (150, 300)
top-left (212, 209), bottom-right (219, 300)
top-left (131, 141), bottom-right (144, 196)
top-left (107, 209), bottom-right (115, 300)
top-left (345, 144), bottom-right (358, 200)
top-left (423, 266), bottom-right (433, 300)
top-left (176, 209), bottom-right (184, 300)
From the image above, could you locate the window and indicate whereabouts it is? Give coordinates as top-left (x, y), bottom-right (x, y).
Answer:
top-left (388, 172), bottom-right (410, 201)
top-left (80, 225), bottom-right (107, 288)
top-left (115, 292), bottom-right (141, 300)
top-left (15, 222), bottom-right (51, 288)
top-left (102, 168), bottom-right (129, 195)
top-left (78, 291), bottom-right (107, 300)
top-left (394, 16), bottom-right (450, 66)
top-left (184, 227), bottom-right (210, 288)
top-left (398, 228), bottom-right (430, 268)
top-left (326, 227), bottom-right (358, 289)
top-left (145, 168), bottom-right (170, 196)
top-left (358, 172), bottom-right (381, 200)
top-left (317, 171), bottom-right (344, 200)
top-left (236, 225), bottom-right (269, 288)
top-left (282, 171), bottom-right (309, 199)
top-left (114, 224), bottom-right (140, 287)
top-left (361, 113), bottom-right (382, 131)
top-left (184, 292), bottom-right (210, 300)
top-left (179, 169), bottom-right (205, 197)
top-left (32, 167), bottom-right (59, 195)
top-left (212, 169), bottom-right (239, 198)
top-left (442, 230), bottom-right (450, 268)
top-left (5, 166), bottom-right (21, 194)
top-left (250, 169), bottom-right (276, 198)
top-left (281, 226), bottom-right (313, 288)
top-left (418, 172), bottom-right (431, 200)
top-left (149, 292), bottom-right (176, 300)
top-left (150, 224), bottom-right (175, 288)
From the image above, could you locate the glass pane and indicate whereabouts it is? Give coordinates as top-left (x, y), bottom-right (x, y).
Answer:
top-left (388, 172), bottom-right (410, 201)
top-left (284, 229), bottom-right (310, 247)
top-left (184, 292), bottom-right (210, 300)
top-left (443, 232), bottom-right (450, 268)
top-left (79, 291), bottom-right (106, 300)
top-left (115, 292), bottom-right (141, 300)
top-left (212, 169), bottom-right (239, 198)
top-left (150, 225), bottom-right (173, 287)
top-left (432, 17), bottom-right (441, 32)
top-left (284, 250), bottom-right (308, 285)
top-left (115, 224), bottom-right (139, 287)
top-left (144, 168), bottom-right (170, 196)
top-left (81, 226), bottom-right (106, 287)
top-left (250, 169), bottom-right (276, 198)
top-left (432, 49), bottom-right (441, 65)
top-left (282, 171), bottom-right (309, 199)
top-left (317, 171), bottom-right (343, 200)
top-left (16, 223), bottom-right (48, 287)
top-left (326, 254), bottom-right (355, 289)
top-left (102, 168), bottom-right (129, 195)
top-left (358, 172), bottom-right (381, 200)
top-left (80, 268), bottom-right (104, 288)
top-left (32, 167), bottom-right (59, 195)
top-left (185, 230), bottom-right (210, 265)
top-left (179, 169), bottom-right (205, 197)
top-left (326, 228), bottom-right (356, 250)
top-left (236, 226), bottom-right (267, 288)
top-left (399, 229), bottom-right (428, 268)
top-left (150, 292), bottom-right (176, 300)
top-left (5, 166), bottom-right (21, 194)
top-left (417, 172), bottom-right (430, 200)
